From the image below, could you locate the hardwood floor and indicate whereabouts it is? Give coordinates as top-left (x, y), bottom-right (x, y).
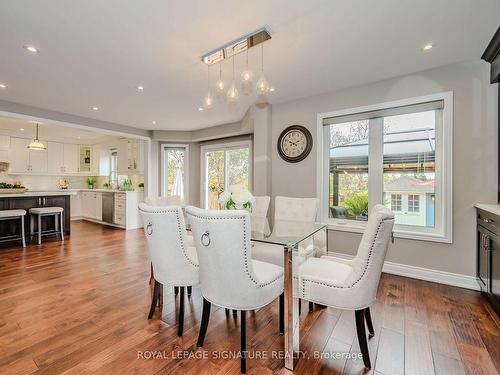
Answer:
top-left (0, 220), bottom-right (499, 375)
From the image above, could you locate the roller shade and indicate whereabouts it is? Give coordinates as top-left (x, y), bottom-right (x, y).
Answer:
top-left (323, 100), bottom-right (444, 126)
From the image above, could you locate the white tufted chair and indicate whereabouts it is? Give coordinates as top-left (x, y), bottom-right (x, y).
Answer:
top-left (298, 204), bottom-right (394, 369)
top-left (250, 195), bottom-right (270, 234)
top-left (186, 206), bottom-right (284, 374)
top-left (138, 203), bottom-right (199, 337)
top-left (251, 196), bottom-right (320, 267)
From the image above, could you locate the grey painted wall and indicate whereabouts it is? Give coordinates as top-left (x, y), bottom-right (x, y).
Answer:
top-left (270, 61), bottom-right (498, 276)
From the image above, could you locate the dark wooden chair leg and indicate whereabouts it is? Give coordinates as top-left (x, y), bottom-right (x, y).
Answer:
top-left (197, 298), bottom-right (212, 347)
top-left (355, 309), bottom-right (371, 369)
top-left (225, 308), bottom-right (230, 316)
top-left (241, 310), bottom-right (247, 374)
top-left (279, 293), bottom-right (284, 334)
top-left (149, 262), bottom-right (154, 285)
top-left (309, 301), bottom-right (314, 312)
top-left (364, 307), bottom-right (374, 337)
top-left (233, 309), bottom-right (238, 317)
top-left (174, 286), bottom-right (179, 295)
top-left (148, 280), bottom-right (160, 319)
top-left (187, 286), bottom-right (192, 296)
top-left (178, 287), bottom-right (185, 337)
top-left (298, 298), bottom-right (301, 315)
top-left (158, 282), bottom-right (163, 308)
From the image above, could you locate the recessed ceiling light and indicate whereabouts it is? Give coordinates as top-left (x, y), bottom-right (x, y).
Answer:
top-left (198, 107), bottom-right (204, 111)
top-left (0, 83), bottom-right (6, 89)
top-left (92, 106), bottom-right (99, 111)
top-left (23, 45), bottom-right (39, 53)
top-left (77, 136), bottom-right (81, 139)
top-left (422, 43), bottom-right (433, 51)
top-left (137, 85), bottom-right (144, 91)
top-left (151, 120), bottom-right (156, 125)
top-left (20, 128), bottom-right (24, 131)
top-left (269, 87), bottom-right (275, 92)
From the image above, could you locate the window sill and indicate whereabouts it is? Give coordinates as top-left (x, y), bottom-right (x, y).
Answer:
top-left (326, 221), bottom-right (452, 243)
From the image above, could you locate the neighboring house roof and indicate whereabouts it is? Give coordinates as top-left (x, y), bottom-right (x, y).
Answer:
top-left (330, 128), bottom-right (435, 164)
top-left (384, 174), bottom-right (435, 193)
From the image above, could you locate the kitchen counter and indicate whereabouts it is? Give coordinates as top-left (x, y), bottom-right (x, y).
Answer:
top-left (0, 190), bottom-right (77, 198)
top-left (69, 189), bottom-right (143, 194)
top-left (475, 203), bottom-right (500, 216)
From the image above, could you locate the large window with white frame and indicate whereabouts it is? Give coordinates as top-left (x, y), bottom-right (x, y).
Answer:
top-left (161, 144), bottom-right (189, 204)
top-left (318, 92), bottom-right (453, 242)
top-left (200, 140), bottom-right (252, 209)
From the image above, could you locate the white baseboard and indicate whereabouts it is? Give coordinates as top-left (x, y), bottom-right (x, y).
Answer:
top-left (327, 251), bottom-right (480, 291)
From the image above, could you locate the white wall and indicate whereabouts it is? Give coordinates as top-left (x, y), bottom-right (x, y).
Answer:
top-left (271, 61), bottom-right (498, 276)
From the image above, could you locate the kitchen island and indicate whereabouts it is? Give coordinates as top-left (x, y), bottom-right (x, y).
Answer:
top-left (0, 190), bottom-right (75, 247)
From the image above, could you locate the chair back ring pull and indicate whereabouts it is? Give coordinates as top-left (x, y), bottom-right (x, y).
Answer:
top-left (201, 230), bottom-right (211, 247)
top-left (146, 222), bottom-right (153, 236)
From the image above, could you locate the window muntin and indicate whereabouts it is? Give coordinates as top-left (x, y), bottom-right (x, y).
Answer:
top-left (320, 93), bottom-right (452, 242)
top-left (391, 194), bottom-right (402, 212)
top-left (408, 194), bottom-right (420, 213)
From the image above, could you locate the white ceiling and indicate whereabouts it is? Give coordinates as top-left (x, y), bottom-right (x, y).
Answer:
top-left (0, 0), bottom-right (498, 131)
top-left (0, 117), bottom-right (117, 144)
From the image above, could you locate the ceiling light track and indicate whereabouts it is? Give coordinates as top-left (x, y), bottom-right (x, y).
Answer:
top-left (201, 26), bottom-right (271, 65)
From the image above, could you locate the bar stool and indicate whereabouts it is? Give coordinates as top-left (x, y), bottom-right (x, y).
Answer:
top-left (29, 207), bottom-right (64, 245)
top-left (0, 209), bottom-right (27, 247)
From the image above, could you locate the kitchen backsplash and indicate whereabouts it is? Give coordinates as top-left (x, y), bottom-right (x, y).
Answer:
top-left (0, 172), bottom-right (88, 190)
top-left (0, 172), bottom-right (144, 191)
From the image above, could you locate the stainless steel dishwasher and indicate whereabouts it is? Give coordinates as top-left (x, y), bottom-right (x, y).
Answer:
top-left (101, 193), bottom-right (115, 223)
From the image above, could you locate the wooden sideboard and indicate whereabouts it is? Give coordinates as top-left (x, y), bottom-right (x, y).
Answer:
top-left (0, 194), bottom-right (71, 246)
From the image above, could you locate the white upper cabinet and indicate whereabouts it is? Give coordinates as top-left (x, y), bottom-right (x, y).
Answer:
top-left (29, 145), bottom-right (48, 173)
top-left (64, 143), bottom-right (79, 173)
top-left (9, 137), bottom-right (30, 173)
top-left (48, 141), bottom-right (64, 173)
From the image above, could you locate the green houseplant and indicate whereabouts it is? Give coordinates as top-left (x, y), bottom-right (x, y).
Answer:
top-left (343, 192), bottom-right (369, 220)
top-left (86, 177), bottom-right (96, 189)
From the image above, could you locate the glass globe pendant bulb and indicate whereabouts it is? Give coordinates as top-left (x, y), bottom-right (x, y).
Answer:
top-left (203, 91), bottom-right (214, 110)
top-left (240, 69), bottom-right (253, 96)
top-left (226, 81), bottom-right (239, 102)
top-left (256, 74), bottom-right (270, 95)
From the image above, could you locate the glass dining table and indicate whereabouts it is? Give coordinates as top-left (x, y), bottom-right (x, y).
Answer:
top-left (250, 217), bottom-right (327, 370)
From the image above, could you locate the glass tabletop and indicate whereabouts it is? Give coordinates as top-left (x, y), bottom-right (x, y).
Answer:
top-left (250, 217), bottom-right (327, 248)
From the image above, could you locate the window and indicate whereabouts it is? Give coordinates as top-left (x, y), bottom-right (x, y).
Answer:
top-left (318, 92), bottom-right (453, 242)
top-left (408, 194), bottom-right (420, 213)
top-left (161, 144), bottom-right (189, 203)
top-left (201, 140), bottom-right (252, 209)
top-left (391, 194), bottom-right (402, 212)
top-left (109, 149), bottom-right (118, 186)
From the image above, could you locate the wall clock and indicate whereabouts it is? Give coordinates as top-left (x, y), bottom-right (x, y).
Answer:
top-left (277, 125), bottom-right (313, 163)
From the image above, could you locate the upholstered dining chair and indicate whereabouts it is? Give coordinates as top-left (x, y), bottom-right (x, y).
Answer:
top-left (186, 206), bottom-right (284, 374)
top-left (298, 204), bottom-right (394, 369)
top-left (251, 196), bottom-right (320, 267)
top-left (250, 195), bottom-right (270, 234)
top-left (142, 197), bottom-right (194, 296)
top-left (138, 203), bottom-right (199, 337)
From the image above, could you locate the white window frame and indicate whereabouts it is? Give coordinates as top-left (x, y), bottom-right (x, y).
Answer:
top-left (391, 194), bottom-right (402, 212)
top-left (161, 143), bottom-right (190, 204)
top-left (408, 194), bottom-right (420, 213)
top-left (200, 140), bottom-right (253, 209)
top-left (317, 91), bottom-right (453, 243)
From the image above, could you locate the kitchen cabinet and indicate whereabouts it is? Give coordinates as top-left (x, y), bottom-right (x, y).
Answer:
top-left (81, 191), bottom-right (102, 221)
top-left (476, 208), bottom-right (500, 315)
top-left (79, 145), bottom-right (92, 174)
top-left (64, 143), bottom-right (79, 173)
top-left (70, 192), bottom-right (82, 218)
top-left (48, 142), bottom-right (64, 173)
top-left (9, 137), bottom-right (47, 173)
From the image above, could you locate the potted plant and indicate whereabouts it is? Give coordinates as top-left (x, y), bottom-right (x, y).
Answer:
top-left (86, 177), bottom-right (97, 189)
top-left (138, 182), bottom-right (144, 191)
top-left (343, 192), bottom-right (369, 221)
top-left (0, 181), bottom-right (27, 194)
top-left (218, 185), bottom-right (256, 211)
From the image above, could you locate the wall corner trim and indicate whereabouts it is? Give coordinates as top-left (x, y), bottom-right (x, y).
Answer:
top-left (327, 251), bottom-right (480, 291)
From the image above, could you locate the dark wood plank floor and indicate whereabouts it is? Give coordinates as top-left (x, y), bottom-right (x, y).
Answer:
top-left (0, 220), bottom-right (499, 375)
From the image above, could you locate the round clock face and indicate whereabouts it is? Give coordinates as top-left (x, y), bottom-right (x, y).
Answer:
top-left (277, 125), bottom-right (313, 163)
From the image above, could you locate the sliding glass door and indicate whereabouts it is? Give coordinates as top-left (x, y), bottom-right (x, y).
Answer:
top-left (202, 141), bottom-right (252, 209)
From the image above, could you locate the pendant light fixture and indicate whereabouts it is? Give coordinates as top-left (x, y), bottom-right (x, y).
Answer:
top-left (214, 63), bottom-right (226, 101)
top-left (226, 54), bottom-right (239, 102)
top-left (256, 43), bottom-right (270, 95)
top-left (28, 123), bottom-right (46, 151)
top-left (240, 49), bottom-right (253, 96)
top-left (202, 65), bottom-right (214, 110)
